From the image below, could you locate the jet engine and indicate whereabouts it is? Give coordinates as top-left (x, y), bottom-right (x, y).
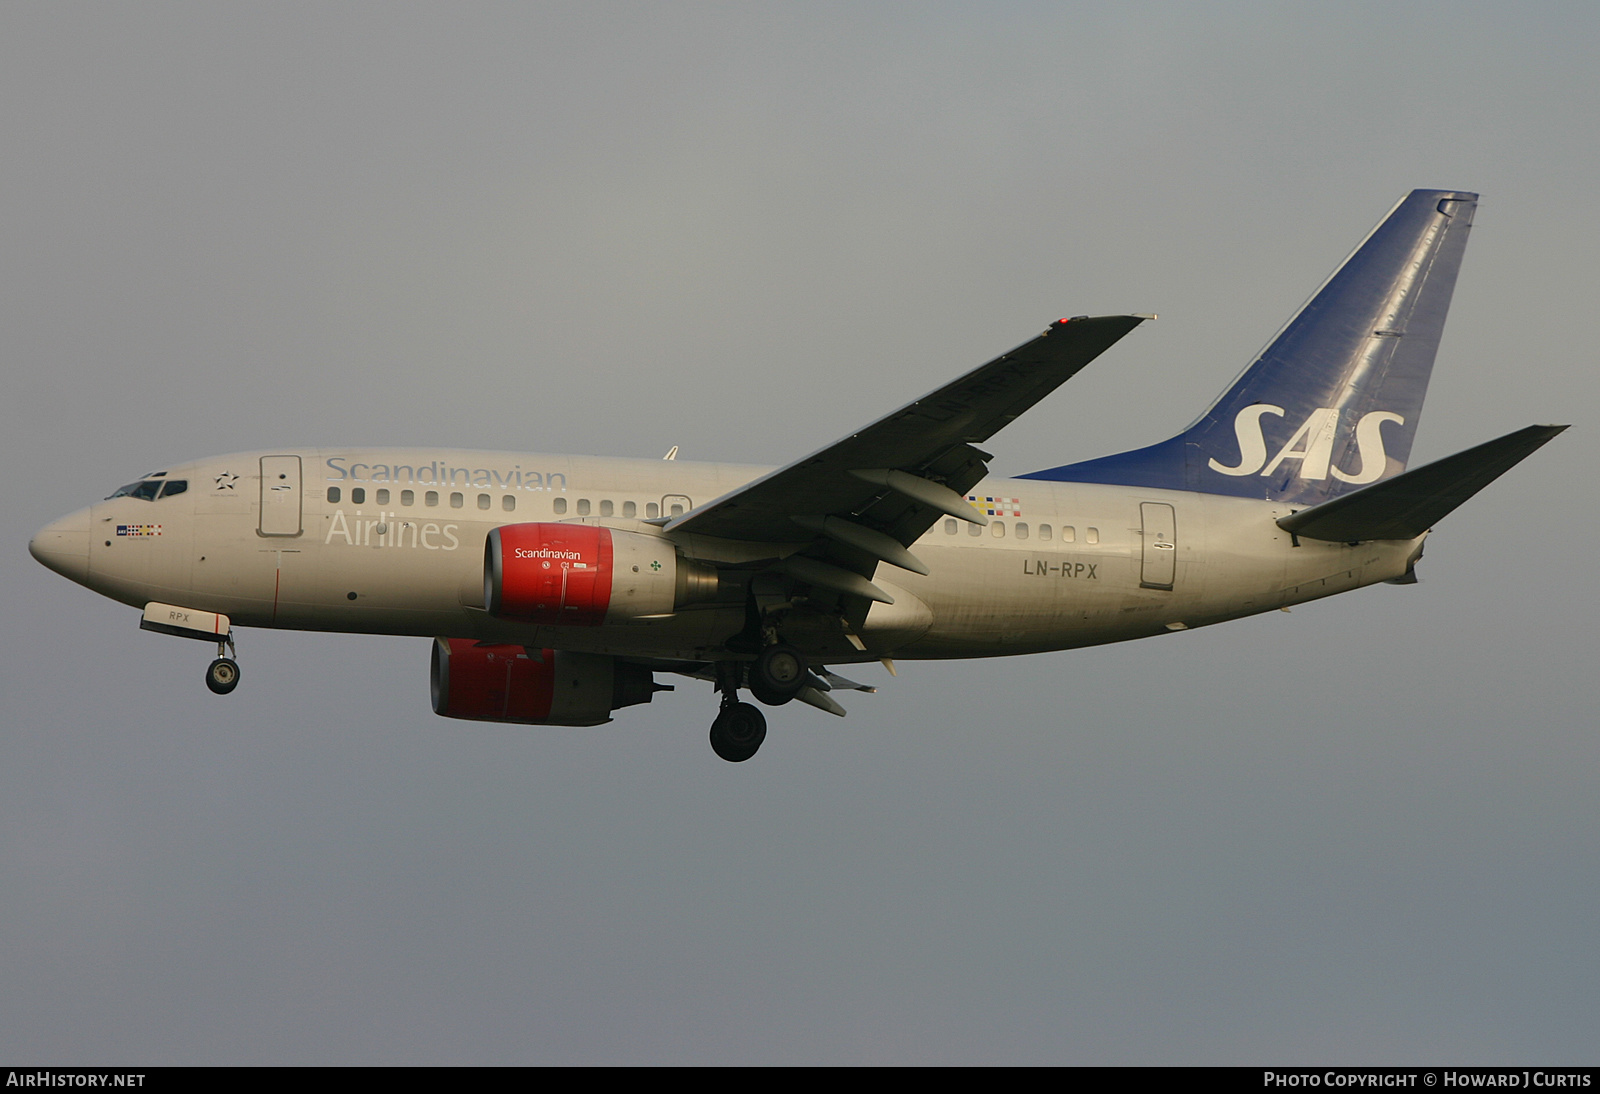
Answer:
top-left (430, 638), bottom-right (668, 726)
top-left (484, 523), bottom-right (717, 626)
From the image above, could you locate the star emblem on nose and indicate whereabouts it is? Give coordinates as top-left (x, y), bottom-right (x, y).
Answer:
top-left (214, 473), bottom-right (238, 491)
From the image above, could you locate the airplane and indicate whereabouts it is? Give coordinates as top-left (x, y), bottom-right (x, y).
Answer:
top-left (30, 189), bottom-right (1565, 762)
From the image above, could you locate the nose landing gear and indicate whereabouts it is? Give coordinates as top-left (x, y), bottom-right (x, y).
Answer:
top-left (206, 656), bottom-right (240, 695)
top-left (138, 603), bottom-right (241, 696)
top-left (205, 634), bottom-right (239, 695)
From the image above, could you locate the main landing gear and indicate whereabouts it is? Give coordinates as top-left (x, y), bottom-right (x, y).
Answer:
top-left (707, 644), bottom-right (809, 762)
top-left (748, 643), bottom-right (806, 707)
top-left (709, 700), bottom-right (767, 763)
top-left (205, 634), bottom-right (240, 695)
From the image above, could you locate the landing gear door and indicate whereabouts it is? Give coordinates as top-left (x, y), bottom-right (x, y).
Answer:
top-left (1140, 501), bottom-right (1176, 590)
top-left (259, 455), bottom-right (303, 537)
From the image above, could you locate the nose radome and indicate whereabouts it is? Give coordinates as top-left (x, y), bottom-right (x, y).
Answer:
top-left (30, 507), bottom-right (91, 584)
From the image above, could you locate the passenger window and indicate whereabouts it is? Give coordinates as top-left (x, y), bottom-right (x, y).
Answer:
top-left (401, 490), bottom-right (414, 506)
top-left (425, 491), bottom-right (439, 507)
top-left (992, 522), bottom-right (1005, 538)
top-left (1086, 527), bottom-right (1099, 544)
top-left (1062, 526), bottom-right (1075, 542)
top-left (968, 522), bottom-right (982, 537)
top-left (450, 492), bottom-right (464, 509)
top-left (327, 487), bottom-right (341, 503)
top-left (577, 499), bottom-right (591, 516)
top-left (670, 503), bottom-right (684, 517)
top-left (376, 489), bottom-right (389, 505)
top-left (1039, 523), bottom-right (1052, 542)
top-left (477, 494), bottom-right (490, 510)
top-left (647, 502), bottom-right (660, 519)
top-left (623, 501), bottom-right (637, 518)
top-left (554, 497), bottom-right (567, 515)
top-left (351, 487), bottom-right (366, 504)
top-left (502, 495), bottom-right (515, 512)
top-left (944, 518), bottom-right (957, 535)
top-left (600, 500), bottom-right (613, 517)
top-left (1015, 522), bottom-right (1028, 540)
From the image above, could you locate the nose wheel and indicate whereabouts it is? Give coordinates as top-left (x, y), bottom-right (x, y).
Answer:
top-left (206, 657), bottom-right (241, 695)
top-left (205, 634), bottom-right (240, 695)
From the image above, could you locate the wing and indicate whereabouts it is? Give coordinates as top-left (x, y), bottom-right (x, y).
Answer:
top-left (667, 315), bottom-right (1149, 547)
top-left (663, 315), bottom-right (1149, 624)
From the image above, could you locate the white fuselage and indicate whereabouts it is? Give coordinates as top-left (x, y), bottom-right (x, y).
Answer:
top-left (41, 447), bottom-right (1424, 665)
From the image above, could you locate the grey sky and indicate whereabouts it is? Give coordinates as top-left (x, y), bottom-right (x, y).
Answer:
top-left (4, 2), bottom-right (1596, 1063)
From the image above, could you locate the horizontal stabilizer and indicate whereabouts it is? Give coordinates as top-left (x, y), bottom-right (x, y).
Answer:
top-left (1277, 424), bottom-right (1567, 542)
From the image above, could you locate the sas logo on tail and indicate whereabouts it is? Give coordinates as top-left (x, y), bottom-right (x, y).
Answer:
top-left (1208, 405), bottom-right (1403, 483)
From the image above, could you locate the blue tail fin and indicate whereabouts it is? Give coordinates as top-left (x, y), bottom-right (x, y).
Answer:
top-left (1021, 189), bottom-right (1478, 505)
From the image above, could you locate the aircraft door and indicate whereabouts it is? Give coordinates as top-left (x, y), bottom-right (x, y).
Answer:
top-left (259, 455), bottom-right (303, 537)
top-left (1140, 502), bottom-right (1177, 590)
top-left (661, 494), bottom-right (692, 519)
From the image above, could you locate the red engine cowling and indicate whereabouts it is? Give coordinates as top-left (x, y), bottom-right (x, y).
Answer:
top-left (485, 523), bottom-right (713, 625)
top-left (430, 638), bottom-right (664, 726)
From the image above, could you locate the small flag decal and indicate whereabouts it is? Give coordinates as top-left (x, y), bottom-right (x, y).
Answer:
top-left (966, 496), bottom-right (1021, 517)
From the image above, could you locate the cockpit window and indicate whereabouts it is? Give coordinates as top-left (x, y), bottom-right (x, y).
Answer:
top-left (107, 478), bottom-right (188, 501)
top-left (108, 480), bottom-right (162, 501)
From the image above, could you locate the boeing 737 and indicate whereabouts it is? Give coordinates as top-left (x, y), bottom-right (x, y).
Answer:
top-left (30, 189), bottom-right (1564, 761)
